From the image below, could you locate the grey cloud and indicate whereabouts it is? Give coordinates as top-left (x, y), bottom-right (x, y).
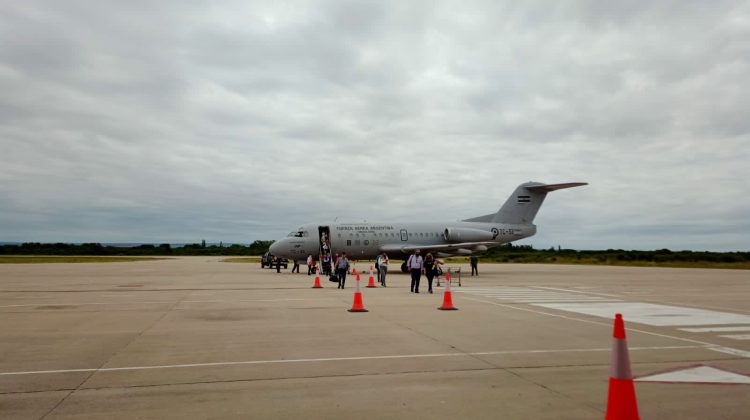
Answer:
top-left (1, 1), bottom-right (749, 249)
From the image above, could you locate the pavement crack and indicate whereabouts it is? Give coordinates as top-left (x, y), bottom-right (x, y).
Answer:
top-left (37, 292), bottom-right (189, 419)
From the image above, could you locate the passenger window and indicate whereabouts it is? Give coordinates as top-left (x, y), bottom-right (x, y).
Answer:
top-left (347, 240), bottom-right (351, 246)
top-left (364, 240), bottom-right (369, 245)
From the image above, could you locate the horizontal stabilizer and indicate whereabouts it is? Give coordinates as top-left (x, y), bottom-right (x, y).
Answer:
top-left (525, 182), bottom-right (588, 192)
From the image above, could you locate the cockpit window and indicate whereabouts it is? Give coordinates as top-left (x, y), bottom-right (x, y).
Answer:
top-left (288, 231), bottom-right (308, 238)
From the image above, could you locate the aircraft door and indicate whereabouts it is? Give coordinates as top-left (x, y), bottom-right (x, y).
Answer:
top-left (400, 229), bottom-right (408, 241)
top-left (318, 226), bottom-right (331, 255)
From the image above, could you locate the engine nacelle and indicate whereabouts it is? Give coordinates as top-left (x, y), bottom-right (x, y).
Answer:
top-left (443, 228), bottom-right (494, 243)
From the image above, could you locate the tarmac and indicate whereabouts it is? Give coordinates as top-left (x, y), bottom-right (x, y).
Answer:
top-left (1, 257), bottom-right (748, 419)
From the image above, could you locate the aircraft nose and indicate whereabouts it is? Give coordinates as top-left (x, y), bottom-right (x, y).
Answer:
top-left (269, 240), bottom-right (280, 254)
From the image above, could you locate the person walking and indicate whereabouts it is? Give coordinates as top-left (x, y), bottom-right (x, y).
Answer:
top-left (307, 254), bottom-right (314, 275)
top-left (470, 255), bottom-right (479, 276)
top-left (375, 253), bottom-right (381, 282)
top-left (424, 252), bottom-right (436, 293)
top-left (378, 252), bottom-right (389, 287)
top-left (274, 256), bottom-right (281, 273)
top-left (291, 259), bottom-right (300, 273)
top-left (322, 253), bottom-right (332, 276)
top-left (407, 249), bottom-right (424, 293)
top-left (336, 252), bottom-right (350, 289)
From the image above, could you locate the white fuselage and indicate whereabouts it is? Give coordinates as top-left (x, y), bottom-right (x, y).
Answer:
top-left (269, 221), bottom-right (536, 262)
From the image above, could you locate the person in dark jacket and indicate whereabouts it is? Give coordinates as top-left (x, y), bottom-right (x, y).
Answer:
top-left (424, 252), bottom-right (436, 293)
top-left (291, 259), bottom-right (300, 273)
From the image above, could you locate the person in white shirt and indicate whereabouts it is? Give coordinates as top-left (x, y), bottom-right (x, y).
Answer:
top-left (406, 249), bottom-right (424, 293)
top-left (378, 252), bottom-right (389, 287)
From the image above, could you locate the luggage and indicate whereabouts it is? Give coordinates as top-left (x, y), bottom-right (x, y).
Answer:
top-left (329, 275), bottom-right (339, 283)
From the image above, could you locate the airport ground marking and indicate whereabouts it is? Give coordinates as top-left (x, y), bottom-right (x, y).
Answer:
top-left (0, 345), bottom-right (708, 377)
top-left (461, 296), bottom-right (718, 346)
top-left (709, 347), bottom-right (750, 358)
top-left (462, 296), bottom-right (750, 359)
top-left (719, 334), bottom-right (750, 340)
top-left (635, 365), bottom-right (750, 385)
top-left (529, 286), bottom-right (750, 316)
top-left (0, 298), bottom-right (311, 309)
top-left (531, 286), bottom-right (621, 298)
top-left (533, 302), bottom-right (750, 326)
top-left (680, 326), bottom-right (750, 333)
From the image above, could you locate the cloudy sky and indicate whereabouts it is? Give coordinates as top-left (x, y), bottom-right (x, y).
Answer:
top-left (1, 1), bottom-right (749, 251)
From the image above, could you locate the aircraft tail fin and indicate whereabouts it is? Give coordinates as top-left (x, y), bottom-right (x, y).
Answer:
top-left (464, 182), bottom-right (587, 225)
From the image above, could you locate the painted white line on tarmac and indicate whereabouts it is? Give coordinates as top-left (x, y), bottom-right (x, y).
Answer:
top-left (534, 302), bottom-right (750, 327)
top-left (680, 326), bottom-right (750, 333)
top-left (461, 297), bottom-right (716, 346)
top-left (462, 297), bottom-right (750, 359)
top-left (0, 298), bottom-right (311, 308)
top-left (0, 301), bottom-right (177, 308)
top-left (512, 299), bottom-right (618, 303)
top-left (709, 347), bottom-right (750, 358)
top-left (636, 365), bottom-right (750, 384)
top-left (719, 334), bottom-right (750, 340)
top-left (531, 286), bottom-right (621, 298)
top-left (0, 345), bottom-right (707, 377)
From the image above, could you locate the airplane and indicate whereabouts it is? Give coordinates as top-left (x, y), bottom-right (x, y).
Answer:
top-left (268, 181), bottom-right (587, 271)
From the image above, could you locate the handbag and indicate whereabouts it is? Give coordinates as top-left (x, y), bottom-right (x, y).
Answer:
top-left (329, 275), bottom-right (339, 283)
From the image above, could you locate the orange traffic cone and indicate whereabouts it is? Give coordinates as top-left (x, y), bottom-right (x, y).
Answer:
top-left (438, 272), bottom-right (458, 310)
top-left (348, 275), bottom-right (368, 312)
top-left (366, 266), bottom-right (377, 288)
top-left (312, 270), bottom-right (322, 289)
top-left (605, 313), bottom-right (640, 420)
